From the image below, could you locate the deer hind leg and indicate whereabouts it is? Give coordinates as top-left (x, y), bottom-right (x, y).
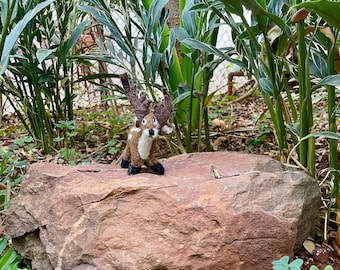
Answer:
top-left (144, 156), bottom-right (164, 175)
top-left (121, 144), bottom-right (131, 168)
top-left (150, 162), bottom-right (164, 175)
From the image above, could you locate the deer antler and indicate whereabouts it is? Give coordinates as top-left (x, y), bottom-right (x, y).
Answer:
top-left (153, 87), bottom-right (173, 127)
top-left (120, 73), bottom-right (151, 123)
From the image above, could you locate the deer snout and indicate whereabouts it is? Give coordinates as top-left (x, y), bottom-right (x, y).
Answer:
top-left (144, 128), bottom-right (158, 139)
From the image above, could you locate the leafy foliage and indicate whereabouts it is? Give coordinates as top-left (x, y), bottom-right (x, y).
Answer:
top-left (78, 0), bottom-right (239, 152)
top-left (0, 0), bottom-right (88, 153)
top-left (272, 255), bottom-right (334, 270)
top-left (272, 256), bottom-right (303, 270)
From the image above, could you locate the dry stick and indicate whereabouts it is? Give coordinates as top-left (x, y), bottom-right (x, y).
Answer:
top-left (231, 80), bottom-right (257, 103)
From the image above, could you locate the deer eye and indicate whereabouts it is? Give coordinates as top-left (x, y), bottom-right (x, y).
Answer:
top-left (153, 118), bottom-right (158, 125)
top-left (141, 118), bottom-right (147, 125)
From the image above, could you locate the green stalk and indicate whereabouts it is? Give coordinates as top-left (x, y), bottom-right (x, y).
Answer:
top-left (327, 40), bottom-right (339, 198)
top-left (0, 0), bottom-right (18, 56)
top-left (187, 64), bottom-right (197, 152)
top-left (297, 17), bottom-right (308, 167)
top-left (305, 57), bottom-right (315, 177)
top-left (197, 90), bottom-right (204, 152)
top-left (262, 29), bottom-right (287, 153)
top-left (23, 30), bottom-right (51, 153)
top-left (5, 180), bottom-right (11, 211)
top-left (282, 70), bottom-right (298, 122)
top-left (204, 108), bottom-right (210, 151)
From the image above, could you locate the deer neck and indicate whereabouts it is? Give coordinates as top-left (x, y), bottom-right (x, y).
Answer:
top-left (138, 133), bottom-right (155, 160)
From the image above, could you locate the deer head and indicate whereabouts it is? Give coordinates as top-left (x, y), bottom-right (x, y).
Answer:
top-left (120, 73), bottom-right (173, 129)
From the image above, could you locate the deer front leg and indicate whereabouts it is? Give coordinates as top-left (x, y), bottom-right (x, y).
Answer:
top-left (145, 142), bottom-right (164, 175)
top-left (128, 145), bottom-right (145, 175)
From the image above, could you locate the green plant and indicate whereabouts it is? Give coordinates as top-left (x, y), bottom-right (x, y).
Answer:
top-left (272, 255), bottom-right (334, 270)
top-left (191, 0), bottom-right (340, 244)
top-left (0, 235), bottom-right (29, 270)
top-left (0, 138), bottom-right (31, 213)
top-left (197, 0), bottom-right (340, 179)
top-left (164, 0), bottom-right (229, 152)
top-left (107, 138), bottom-right (119, 155)
top-left (249, 123), bottom-right (272, 146)
top-left (79, 0), bottom-right (241, 153)
top-left (272, 256), bottom-right (303, 270)
top-left (309, 265), bottom-right (334, 270)
top-left (54, 120), bottom-right (79, 164)
top-left (0, 0), bottom-right (55, 74)
top-left (0, 0), bottom-right (88, 153)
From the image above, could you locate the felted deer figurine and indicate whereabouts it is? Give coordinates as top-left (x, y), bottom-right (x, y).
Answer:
top-left (120, 73), bottom-right (173, 175)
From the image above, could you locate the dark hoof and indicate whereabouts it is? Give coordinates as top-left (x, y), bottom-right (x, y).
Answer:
top-left (121, 159), bottom-right (130, 168)
top-left (150, 163), bottom-right (164, 175)
top-left (128, 164), bottom-right (141, 175)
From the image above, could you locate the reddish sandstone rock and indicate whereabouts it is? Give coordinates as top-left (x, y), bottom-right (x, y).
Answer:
top-left (5, 152), bottom-right (320, 270)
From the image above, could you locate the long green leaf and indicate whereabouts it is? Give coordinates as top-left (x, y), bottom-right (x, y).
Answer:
top-left (0, 247), bottom-right (17, 269)
top-left (179, 37), bottom-right (245, 68)
top-left (220, 0), bottom-right (243, 16)
top-left (182, 0), bottom-right (197, 37)
top-left (0, 0), bottom-right (56, 74)
top-left (311, 74), bottom-right (340, 93)
top-left (78, 4), bottom-right (135, 58)
top-left (0, 236), bottom-right (8, 254)
top-left (316, 74), bottom-right (340, 87)
top-left (221, 0), bottom-right (292, 40)
top-left (301, 131), bottom-right (340, 142)
top-left (59, 20), bottom-right (88, 65)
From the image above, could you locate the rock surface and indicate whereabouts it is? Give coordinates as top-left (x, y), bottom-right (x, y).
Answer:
top-left (5, 152), bottom-right (320, 270)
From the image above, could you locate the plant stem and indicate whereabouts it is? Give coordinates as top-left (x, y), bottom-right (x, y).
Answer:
top-left (297, 18), bottom-right (308, 168)
top-left (327, 39), bottom-right (339, 199)
top-left (0, 0), bottom-right (18, 56)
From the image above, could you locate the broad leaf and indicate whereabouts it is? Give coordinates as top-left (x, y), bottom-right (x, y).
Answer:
top-left (272, 255), bottom-right (289, 265)
top-left (312, 75), bottom-right (340, 91)
top-left (182, 0), bottom-right (197, 38)
top-left (78, 4), bottom-right (134, 58)
top-left (36, 48), bottom-right (57, 63)
top-left (259, 77), bottom-right (273, 96)
top-left (310, 52), bottom-right (327, 78)
top-left (289, 258), bottom-right (303, 269)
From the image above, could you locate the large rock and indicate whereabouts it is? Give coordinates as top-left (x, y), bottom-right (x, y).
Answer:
top-left (5, 152), bottom-right (320, 270)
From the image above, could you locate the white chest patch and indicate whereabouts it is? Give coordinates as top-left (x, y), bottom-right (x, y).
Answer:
top-left (137, 134), bottom-right (154, 160)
